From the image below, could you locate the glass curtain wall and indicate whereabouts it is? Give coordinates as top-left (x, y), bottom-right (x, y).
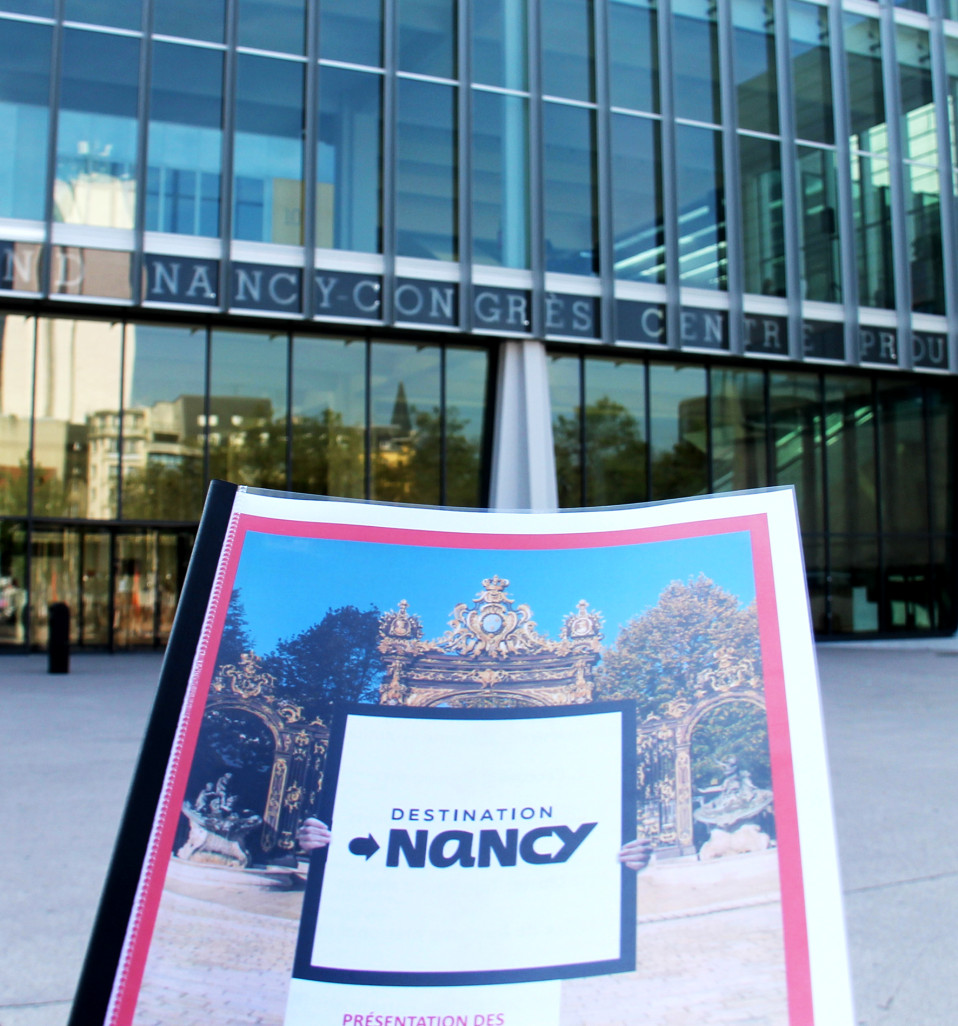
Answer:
top-left (551, 351), bottom-right (957, 636)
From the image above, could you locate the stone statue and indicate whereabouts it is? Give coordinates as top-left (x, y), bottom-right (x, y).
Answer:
top-left (694, 755), bottom-right (774, 860)
top-left (177, 773), bottom-right (263, 868)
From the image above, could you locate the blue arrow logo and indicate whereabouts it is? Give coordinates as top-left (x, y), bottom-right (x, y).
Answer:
top-left (349, 834), bottom-right (380, 860)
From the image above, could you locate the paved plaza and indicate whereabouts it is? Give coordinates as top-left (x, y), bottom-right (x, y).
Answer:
top-left (2, 641), bottom-right (958, 1025)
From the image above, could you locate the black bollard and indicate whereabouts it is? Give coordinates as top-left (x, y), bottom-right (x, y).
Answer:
top-left (48, 601), bottom-right (70, 674)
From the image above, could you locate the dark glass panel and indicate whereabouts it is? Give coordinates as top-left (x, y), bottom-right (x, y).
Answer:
top-left (0, 20), bottom-right (52, 221)
top-left (396, 79), bottom-right (457, 261)
top-left (877, 381), bottom-right (927, 535)
top-left (237, 0), bottom-right (307, 55)
top-left (472, 0), bottom-right (527, 90)
top-left (883, 535), bottom-right (934, 631)
top-left (711, 367), bottom-right (767, 492)
top-left (317, 67), bottom-right (382, 253)
top-left (472, 90), bottom-right (529, 268)
top-left (648, 363), bottom-right (708, 500)
top-left (56, 30), bottom-right (140, 228)
top-left (897, 26), bottom-right (936, 165)
top-left (369, 342), bottom-right (442, 505)
top-left (844, 14), bottom-right (886, 154)
top-left (829, 535), bottom-right (879, 633)
top-left (120, 324), bottom-right (207, 521)
top-left (611, 113), bottom-right (664, 283)
top-left (444, 347), bottom-right (489, 507)
top-left (739, 135), bottom-right (785, 296)
top-left (320, 0), bottom-right (383, 66)
top-left (609, 0), bottom-right (658, 113)
top-left (788, 0), bottom-right (833, 145)
top-left (543, 102), bottom-right (598, 275)
top-left (398, 0), bottom-right (456, 78)
top-left (63, 0), bottom-right (140, 30)
top-left (233, 55), bottom-right (305, 244)
top-left (797, 146), bottom-right (841, 303)
top-left (549, 354), bottom-right (583, 508)
top-left (0, 316), bottom-right (35, 516)
top-left (802, 534), bottom-right (827, 633)
top-left (583, 357), bottom-right (647, 506)
top-left (541, 0), bottom-right (594, 102)
top-left (851, 152), bottom-right (894, 309)
top-left (208, 331), bottom-right (289, 489)
top-left (823, 375), bottom-right (877, 535)
top-left (154, 0), bottom-right (225, 42)
top-left (769, 371), bottom-right (823, 534)
top-left (32, 318), bottom-right (124, 519)
top-left (147, 43), bottom-right (223, 237)
top-left (905, 162), bottom-right (944, 315)
top-left (893, 0), bottom-right (926, 12)
top-left (929, 535), bottom-right (956, 633)
top-left (672, 0), bottom-right (721, 124)
top-left (732, 0), bottom-right (778, 136)
top-left (290, 336), bottom-right (366, 499)
top-left (675, 124), bottom-right (726, 290)
top-left (926, 385), bottom-right (955, 537)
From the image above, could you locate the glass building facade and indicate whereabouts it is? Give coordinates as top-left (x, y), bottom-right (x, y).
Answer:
top-left (1, 0), bottom-right (956, 647)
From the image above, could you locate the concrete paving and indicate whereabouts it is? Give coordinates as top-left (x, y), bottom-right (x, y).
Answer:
top-left (1, 642), bottom-right (957, 1025)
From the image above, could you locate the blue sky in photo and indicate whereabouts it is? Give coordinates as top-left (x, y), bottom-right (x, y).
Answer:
top-left (230, 526), bottom-right (758, 656)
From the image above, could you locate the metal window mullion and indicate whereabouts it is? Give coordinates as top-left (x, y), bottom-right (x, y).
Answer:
top-left (285, 333), bottom-right (293, 488)
top-left (579, 353), bottom-right (587, 506)
top-left (458, 0), bottom-right (472, 333)
top-left (657, 0), bottom-right (681, 349)
top-left (593, 0), bottom-right (614, 345)
top-left (774, 0), bottom-right (804, 361)
top-left (529, 0), bottom-right (545, 339)
top-left (439, 344), bottom-right (448, 505)
top-left (718, 0), bottom-right (744, 353)
top-left (880, 7), bottom-right (915, 370)
top-left (219, 0), bottom-right (239, 312)
top-left (302, 0), bottom-right (320, 318)
top-left (131, 0), bottom-right (153, 306)
top-left (364, 338), bottom-right (373, 498)
top-left (40, 0), bottom-right (65, 297)
top-left (116, 324), bottom-right (127, 520)
top-left (202, 327), bottom-right (212, 488)
top-left (871, 376), bottom-right (887, 631)
top-left (644, 359), bottom-right (652, 500)
top-left (816, 372), bottom-right (832, 632)
top-left (830, 2), bottom-right (861, 364)
top-left (382, 0), bottom-right (397, 324)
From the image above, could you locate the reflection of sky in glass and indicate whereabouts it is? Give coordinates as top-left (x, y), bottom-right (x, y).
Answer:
top-left (231, 525), bottom-right (757, 655)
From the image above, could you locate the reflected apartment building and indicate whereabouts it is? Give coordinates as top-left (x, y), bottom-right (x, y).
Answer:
top-left (1, 0), bottom-right (957, 648)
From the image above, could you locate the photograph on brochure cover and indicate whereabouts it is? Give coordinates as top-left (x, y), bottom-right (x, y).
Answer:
top-left (73, 483), bottom-right (853, 1026)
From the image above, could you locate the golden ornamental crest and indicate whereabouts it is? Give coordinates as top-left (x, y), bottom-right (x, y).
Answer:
top-left (214, 651), bottom-right (276, 699)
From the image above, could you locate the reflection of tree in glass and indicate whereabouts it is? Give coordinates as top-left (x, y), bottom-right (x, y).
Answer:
top-left (594, 574), bottom-right (761, 719)
top-left (121, 459), bottom-right (204, 520)
top-left (553, 396), bottom-right (647, 508)
top-left (651, 438), bottom-right (708, 499)
top-left (290, 409), bottom-right (365, 499)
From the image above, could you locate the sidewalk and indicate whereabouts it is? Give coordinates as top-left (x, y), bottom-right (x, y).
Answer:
top-left (2, 642), bottom-right (958, 1025)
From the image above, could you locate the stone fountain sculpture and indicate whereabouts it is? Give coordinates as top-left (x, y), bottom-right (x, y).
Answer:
top-left (177, 772), bottom-right (263, 868)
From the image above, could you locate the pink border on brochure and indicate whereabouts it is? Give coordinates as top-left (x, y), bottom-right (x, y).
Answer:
top-left (110, 510), bottom-right (811, 1026)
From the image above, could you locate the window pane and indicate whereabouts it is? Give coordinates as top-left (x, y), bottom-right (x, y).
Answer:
top-left (769, 371), bottom-right (823, 534)
top-left (541, 0), bottom-right (594, 102)
top-left (33, 318), bottom-right (124, 519)
top-left (789, 0), bottom-right (833, 145)
top-left (675, 124), bottom-right (726, 290)
top-left (154, 0), bottom-right (225, 42)
top-left (147, 43), bottom-right (223, 238)
top-left (851, 152), bottom-right (894, 309)
top-left (0, 316), bottom-right (35, 516)
top-left (740, 135), bottom-right (785, 296)
top-left (397, 79), bottom-right (457, 261)
top-left (290, 336), bottom-right (366, 499)
top-left (824, 375), bottom-right (877, 535)
top-left (233, 55), bottom-right (304, 244)
top-left (237, 0), bottom-right (307, 55)
top-left (733, 0), bottom-right (778, 136)
top-left (398, 0), bottom-right (456, 78)
top-left (444, 346), bottom-right (489, 507)
top-left (946, 38), bottom-right (958, 196)
top-left (711, 367), bottom-right (767, 492)
top-left (829, 535), bottom-right (879, 633)
top-left (0, 20), bottom-right (51, 221)
top-left (844, 14), bottom-right (887, 154)
top-left (320, 0), bottom-right (383, 66)
top-left (56, 30), bottom-right (139, 229)
top-left (612, 113), bottom-right (664, 282)
top-left (473, 0), bottom-right (527, 90)
top-left (672, 0), bottom-right (721, 124)
top-left (897, 26), bottom-right (936, 165)
top-left (797, 146), bottom-right (841, 303)
top-left (878, 381), bottom-right (927, 535)
top-left (926, 385), bottom-right (954, 537)
top-left (63, 0), bottom-right (140, 30)
top-left (543, 102), bottom-right (598, 275)
top-left (120, 324), bottom-right (207, 520)
top-left (208, 331), bottom-right (289, 489)
top-left (369, 342), bottom-right (442, 505)
top-left (472, 90), bottom-right (529, 268)
top-left (609, 0), bottom-right (658, 113)
top-left (906, 162), bottom-right (945, 314)
top-left (649, 363), bottom-right (707, 500)
top-left (318, 67), bottom-right (382, 253)
top-left (884, 535), bottom-right (934, 631)
top-left (583, 357), bottom-right (647, 506)
top-left (550, 354), bottom-right (583, 507)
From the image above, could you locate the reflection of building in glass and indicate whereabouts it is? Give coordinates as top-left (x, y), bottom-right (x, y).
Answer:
top-left (1, 0), bottom-right (958, 646)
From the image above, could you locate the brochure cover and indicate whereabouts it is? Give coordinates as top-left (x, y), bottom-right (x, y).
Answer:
top-left (70, 483), bottom-right (853, 1026)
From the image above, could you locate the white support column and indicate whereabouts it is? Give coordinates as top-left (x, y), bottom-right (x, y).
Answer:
top-left (488, 339), bottom-right (558, 511)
